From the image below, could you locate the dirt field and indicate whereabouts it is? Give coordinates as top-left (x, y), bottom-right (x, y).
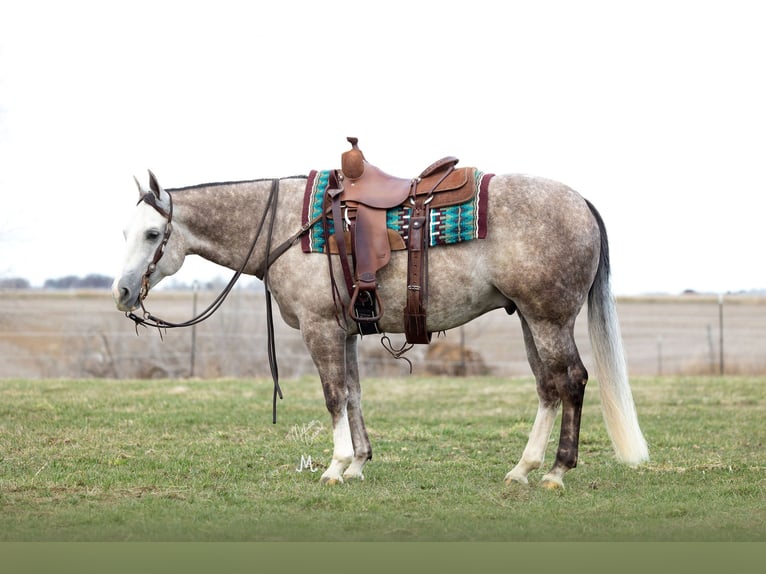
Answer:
top-left (1, 289), bottom-right (765, 379)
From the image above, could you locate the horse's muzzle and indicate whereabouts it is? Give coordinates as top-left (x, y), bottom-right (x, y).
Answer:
top-left (112, 276), bottom-right (141, 312)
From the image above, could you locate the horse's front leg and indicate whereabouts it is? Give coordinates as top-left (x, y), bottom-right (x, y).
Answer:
top-left (302, 325), bottom-right (370, 484)
top-left (340, 335), bottom-right (371, 481)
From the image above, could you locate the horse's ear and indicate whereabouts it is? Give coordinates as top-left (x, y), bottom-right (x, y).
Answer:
top-left (148, 169), bottom-right (163, 200)
top-left (145, 169), bottom-right (172, 212)
top-left (134, 175), bottom-right (148, 198)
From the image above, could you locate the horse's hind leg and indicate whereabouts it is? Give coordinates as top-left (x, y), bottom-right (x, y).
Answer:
top-left (505, 315), bottom-right (559, 486)
top-left (505, 402), bottom-right (559, 486)
top-left (506, 315), bottom-right (588, 489)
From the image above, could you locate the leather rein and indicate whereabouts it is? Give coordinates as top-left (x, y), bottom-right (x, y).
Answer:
top-left (126, 176), bottom-right (323, 423)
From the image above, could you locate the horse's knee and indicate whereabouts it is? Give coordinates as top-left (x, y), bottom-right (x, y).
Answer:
top-left (320, 381), bottom-right (348, 416)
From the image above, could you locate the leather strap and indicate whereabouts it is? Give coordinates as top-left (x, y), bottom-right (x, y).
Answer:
top-left (404, 193), bottom-right (431, 344)
top-left (403, 164), bottom-right (455, 344)
top-left (328, 186), bottom-right (355, 297)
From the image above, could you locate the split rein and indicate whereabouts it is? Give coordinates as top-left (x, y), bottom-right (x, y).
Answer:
top-left (126, 177), bottom-right (319, 423)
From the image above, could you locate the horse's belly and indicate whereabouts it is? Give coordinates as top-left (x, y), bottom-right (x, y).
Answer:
top-left (374, 245), bottom-right (507, 334)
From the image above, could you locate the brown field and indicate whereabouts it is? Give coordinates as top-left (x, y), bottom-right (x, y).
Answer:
top-left (1, 288), bottom-right (765, 379)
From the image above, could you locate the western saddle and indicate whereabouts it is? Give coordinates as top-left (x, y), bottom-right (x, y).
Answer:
top-left (323, 137), bottom-right (477, 344)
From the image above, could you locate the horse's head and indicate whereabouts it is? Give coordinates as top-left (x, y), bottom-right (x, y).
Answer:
top-left (112, 171), bottom-right (185, 312)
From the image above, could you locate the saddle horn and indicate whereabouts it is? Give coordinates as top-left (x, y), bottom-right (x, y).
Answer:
top-left (341, 136), bottom-right (366, 180)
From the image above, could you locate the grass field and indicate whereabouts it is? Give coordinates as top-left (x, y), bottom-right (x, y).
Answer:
top-left (1, 374), bottom-right (764, 541)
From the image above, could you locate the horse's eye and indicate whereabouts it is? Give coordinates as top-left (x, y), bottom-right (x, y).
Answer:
top-left (145, 229), bottom-right (162, 241)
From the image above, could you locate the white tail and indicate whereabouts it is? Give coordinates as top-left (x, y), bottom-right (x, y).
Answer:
top-left (586, 201), bottom-right (649, 465)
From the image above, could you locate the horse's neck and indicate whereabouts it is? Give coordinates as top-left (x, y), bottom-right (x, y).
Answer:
top-left (172, 178), bottom-right (302, 275)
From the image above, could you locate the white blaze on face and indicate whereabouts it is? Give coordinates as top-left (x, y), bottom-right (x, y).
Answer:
top-left (112, 203), bottom-right (170, 311)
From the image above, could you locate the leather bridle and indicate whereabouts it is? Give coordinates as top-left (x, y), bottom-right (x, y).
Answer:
top-left (136, 188), bottom-right (174, 305)
top-left (127, 179), bottom-right (277, 331)
top-left (125, 177), bottom-right (307, 423)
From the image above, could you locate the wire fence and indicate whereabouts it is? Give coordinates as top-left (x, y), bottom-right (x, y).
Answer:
top-left (1, 289), bottom-right (765, 380)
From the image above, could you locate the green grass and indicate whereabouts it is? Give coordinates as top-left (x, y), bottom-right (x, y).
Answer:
top-left (0, 375), bottom-right (764, 541)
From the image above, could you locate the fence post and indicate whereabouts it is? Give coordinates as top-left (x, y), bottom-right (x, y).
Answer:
top-left (718, 293), bottom-right (724, 376)
top-left (190, 281), bottom-right (199, 377)
top-left (657, 335), bottom-right (663, 376)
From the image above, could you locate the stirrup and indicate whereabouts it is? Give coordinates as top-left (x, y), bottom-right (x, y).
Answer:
top-left (348, 286), bottom-right (382, 335)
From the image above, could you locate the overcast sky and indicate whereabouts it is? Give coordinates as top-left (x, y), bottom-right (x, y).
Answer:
top-left (1, 0), bottom-right (764, 295)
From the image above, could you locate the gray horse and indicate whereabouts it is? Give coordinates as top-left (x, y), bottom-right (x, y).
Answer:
top-left (113, 158), bottom-right (648, 489)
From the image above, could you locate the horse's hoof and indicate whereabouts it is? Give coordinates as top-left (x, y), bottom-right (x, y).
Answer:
top-left (342, 472), bottom-right (364, 482)
top-left (504, 475), bottom-right (529, 487)
top-left (541, 476), bottom-right (565, 490)
top-left (320, 476), bottom-right (344, 486)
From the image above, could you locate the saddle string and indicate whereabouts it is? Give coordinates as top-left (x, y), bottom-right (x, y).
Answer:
top-left (380, 335), bottom-right (414, 373)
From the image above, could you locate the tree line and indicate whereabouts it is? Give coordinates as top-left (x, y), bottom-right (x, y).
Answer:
top-left (0, 274), bottom-right (264, 291)
top-left (0, 274), bottom-right (114, 289)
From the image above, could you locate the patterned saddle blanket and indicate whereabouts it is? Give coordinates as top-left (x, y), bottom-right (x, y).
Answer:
top-left (301, 168), bottom-right (493, 254)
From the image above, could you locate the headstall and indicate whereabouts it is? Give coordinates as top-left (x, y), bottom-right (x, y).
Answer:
top-left (124, 177), bottom-right (317, 423)
top-left (136, 189), bottom-right (174, 304)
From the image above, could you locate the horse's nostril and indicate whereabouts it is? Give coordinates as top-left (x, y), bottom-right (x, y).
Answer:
top-left (120, 286), bottom-right (131, 302)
